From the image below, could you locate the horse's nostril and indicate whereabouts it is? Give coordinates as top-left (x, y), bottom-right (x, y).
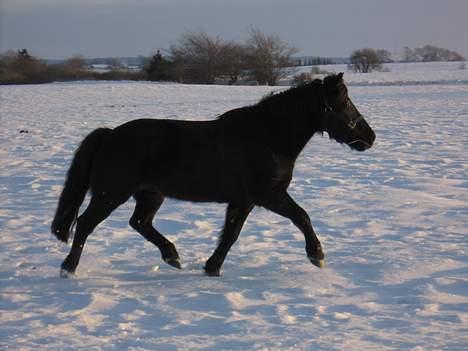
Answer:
top-left (370, 130), bottom-right (376, 143)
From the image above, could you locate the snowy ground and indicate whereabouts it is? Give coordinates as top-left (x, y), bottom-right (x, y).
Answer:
top-left (1, 63), bottom-right (467, 350)
top-left (295, 61), bottom-right (468, 86)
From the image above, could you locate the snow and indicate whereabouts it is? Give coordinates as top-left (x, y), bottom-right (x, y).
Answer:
top-left (1, 63), bottom-right (467, 350)
top-left (296, 61), bottom-right (468, 86)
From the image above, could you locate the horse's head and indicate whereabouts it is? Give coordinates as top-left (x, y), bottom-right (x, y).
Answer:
top-left (321, 73), bottom-right (375, 151)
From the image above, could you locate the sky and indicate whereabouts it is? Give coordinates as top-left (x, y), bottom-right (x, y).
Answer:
top-left (1, 0), bottom-right (467, 60)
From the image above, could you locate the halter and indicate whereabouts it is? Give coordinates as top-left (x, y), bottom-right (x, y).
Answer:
top-left (347, 114), bottom-right (364, 129)
top-left (321, 82), bottom-right (364, 130)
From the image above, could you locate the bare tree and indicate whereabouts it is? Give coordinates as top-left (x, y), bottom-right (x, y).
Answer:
top-left (376, 49), bottom-right (393, 63)
top-left (414, 45), bottom-right (465, 62)
top-left (403, 46), bottom-right (417, 62)
top-left (56, 55), bottom-right (89, 80)
top-left (170, 31), bottom-right (252, 84)
top-left (245, 28), bottom-right (298, 85)
top-left (415, 45), bottom-right (440, 62)
top-left (402, 45), bottom-right (465, 62)
top-left (219, 41), bottom-right (249, 84)
top-left (167, 29), bottom-right (299, 85)
top-left (349, 48), bottom-right (383, 73)
top-left (64, 55), bottom-right (87, 70)
top-left (170, 31), bottom-right (229, 84)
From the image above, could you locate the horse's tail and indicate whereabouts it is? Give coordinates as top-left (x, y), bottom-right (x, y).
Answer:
top-left (51, 128), bottom-right (112, 243)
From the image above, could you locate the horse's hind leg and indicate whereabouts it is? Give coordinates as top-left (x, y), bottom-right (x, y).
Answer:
top-left (129, 190), bottom-right (181, 269)
top-left (60, 194), bottom-right (127, 276)
top-left (204, 203), bottom-right (253, 276)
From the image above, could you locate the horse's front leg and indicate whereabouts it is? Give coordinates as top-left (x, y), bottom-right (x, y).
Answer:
top-left (258, 191), bottom-right (325, 268)
top-left (204, 203), bottom-right (254, 276)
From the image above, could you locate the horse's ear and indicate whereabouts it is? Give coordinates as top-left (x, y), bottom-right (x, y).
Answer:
top-left (324, 72), bottom-right (344, 87)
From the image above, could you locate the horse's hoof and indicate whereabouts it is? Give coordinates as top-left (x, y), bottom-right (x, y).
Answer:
top-left (164, 258), bottom-right (182, 269)
top-left (203, 261), bottom-right (221, 277)
top-left (60, 268), bottom-right (74, 278)
top-left (309, 256), bottom-right (325, 269)
top-left (204, 268), bottom-right (221, 277)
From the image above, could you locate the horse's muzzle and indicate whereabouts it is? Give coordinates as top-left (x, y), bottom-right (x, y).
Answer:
top-left (348, 130), bottom-right (376, 151)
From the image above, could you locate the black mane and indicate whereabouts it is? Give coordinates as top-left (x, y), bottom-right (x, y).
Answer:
top-left (218, 79), bottom-right (325, 125)
top-left (257, 79), bottom-right (323, 106)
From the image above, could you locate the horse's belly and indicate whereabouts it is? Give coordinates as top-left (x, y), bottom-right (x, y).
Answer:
top-left (143, 131), bottom-right (251, 203)
top-left (154, 169), bottom-right (247, 203)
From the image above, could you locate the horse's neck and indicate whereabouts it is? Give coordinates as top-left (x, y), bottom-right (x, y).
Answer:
top-left (270, 112), bottom-right (318, 161)
top-left (258, 92), bottom-right (321, 161)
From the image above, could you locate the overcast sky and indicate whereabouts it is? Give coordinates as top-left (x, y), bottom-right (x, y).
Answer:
top-left (1, 0), bottom-right (467, 60)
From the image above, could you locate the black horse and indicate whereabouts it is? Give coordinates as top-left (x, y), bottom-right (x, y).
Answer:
top-left (52, 73), bottom-right (375, 277)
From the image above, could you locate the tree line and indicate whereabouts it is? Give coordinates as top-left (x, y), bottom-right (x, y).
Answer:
top-left (349, 45), bottom-right (466, 73)
top-left (402, 45), bottom-right (465, 63)
top-left (0, 29), bottom-right (297, 86)
top-left (146, 29), bottom-right (297, 85)
top-left (0, 49), bottom-right (146, 85)
top-left (1, 34), bottom-right (466, 84)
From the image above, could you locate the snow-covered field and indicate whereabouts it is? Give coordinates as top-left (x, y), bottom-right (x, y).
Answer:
top-left (1, 62), bottom-right (467, 350)
top-left (296, 61), bottom-right (468, 86)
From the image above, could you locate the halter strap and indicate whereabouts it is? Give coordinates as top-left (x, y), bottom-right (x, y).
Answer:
top-left (347, 114), bottom-right (364, 129)
top-left (321, 82), bottom-right (364, 130)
